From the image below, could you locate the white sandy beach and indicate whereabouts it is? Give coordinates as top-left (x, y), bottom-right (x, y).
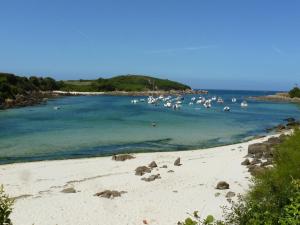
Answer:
top-left (0, 134), bottom-right (280, 225)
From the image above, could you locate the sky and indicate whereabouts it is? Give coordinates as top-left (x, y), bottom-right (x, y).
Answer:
top-left (0, 0), bottom-right (300, 91)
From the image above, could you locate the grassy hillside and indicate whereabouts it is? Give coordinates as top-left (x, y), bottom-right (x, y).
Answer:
top-left (61, 75), bottom-right (191, 92)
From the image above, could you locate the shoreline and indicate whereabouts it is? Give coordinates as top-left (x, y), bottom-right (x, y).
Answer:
top-left (0, 132), bottom-right (286, 225)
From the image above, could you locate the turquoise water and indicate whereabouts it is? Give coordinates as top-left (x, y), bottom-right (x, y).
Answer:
top-left (0, 90), bottom-right (299, 164)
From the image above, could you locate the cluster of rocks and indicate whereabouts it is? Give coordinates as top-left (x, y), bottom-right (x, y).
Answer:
top-left (242, 134), bottom-right (288, 176)
top-left (135, 158), bottom-right (181, 182)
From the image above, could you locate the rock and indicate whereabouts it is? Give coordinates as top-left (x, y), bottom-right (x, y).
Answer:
top-left (241, 158), bottom-right (250, 165)
top-left (167, 170), bottom-right (174, 173)
top-left (135, 166), bottom-right (151, 176)
top-left (174, 157), bottom-right (181, 166)
top-left (216, 181), bottom-right (230, 190)
top-left (266, 137), bottom-right (281, 145)
top-left (214, 192), bottom-right (221, 197)
top-left (284, 117), bottom-right (296, 123)
top-left (112, 154), bottom-right (135, 161)
top-left (250, 159), bottom-right (262, 165)
top-left (286, 121), bottom-right (300, 128)
top-left (61, 187), bottom-right (76, 193)
top-left (248, 165), bottom-right (266, 176)
top-left (161, 165), bottom-right (168, 168)
top-left (248, 143), bottom-right (269, 155)
top-left (226, 191), bottom-right (236, 198)
top-left (261, 159), bottom-right (273, 167)
top-left (141, 174), bottom-right (161, 182)
top-left (148, 161), bottom-right (158, 168)
top-left (275, 124), bottom-right (286, 132)
top-left (94, 190), bottom-right (126, 199)
top-left (279, 134), bottom-right (287, 141)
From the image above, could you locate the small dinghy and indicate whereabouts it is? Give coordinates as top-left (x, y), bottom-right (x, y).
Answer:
top-left (232, 98), bottom-right (237, 103)
top-left (241, 101), bottom-right (248, 108)
top-left (223, 106), bottom-right (230, 112)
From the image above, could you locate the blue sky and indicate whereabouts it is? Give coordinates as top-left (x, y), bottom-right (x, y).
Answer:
top-left (0, 0), bottom-right (300, 90)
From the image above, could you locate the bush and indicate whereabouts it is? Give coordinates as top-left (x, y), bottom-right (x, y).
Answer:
top-left (0, 185), bottom-right (13, 225)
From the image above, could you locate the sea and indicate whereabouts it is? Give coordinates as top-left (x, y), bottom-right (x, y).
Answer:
top-left (0, 90), bottom-right (299, 164)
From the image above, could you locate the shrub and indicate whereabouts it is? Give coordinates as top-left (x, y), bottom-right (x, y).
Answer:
top-left (0, 185), bottom-right (14, 225)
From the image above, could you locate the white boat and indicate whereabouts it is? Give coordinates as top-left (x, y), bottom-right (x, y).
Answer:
top-left (189, 102), bottom-right (194, 105)
top-left (191, 97), bottom-right (196, 102)
top-left (232, 98), bottom-right (237, 103)
top-left (217, 98), bottom-right (224, 104)
top-left (164, 102), bottom-right (172, 108)
top-left (241, 101), bottom-right (248, 108)
top-left (223, 106), bottom-right (230, 111)
top-left (140, 98), bottom-right (145, 102)
top-left (131, 99), bottom-right (139, 104)
top-left (203, 100), bottom-right (211, 108)
top-left (53, 106), bottom-right (60, 110)
top-left (211, 96), bottom-right (217, 101)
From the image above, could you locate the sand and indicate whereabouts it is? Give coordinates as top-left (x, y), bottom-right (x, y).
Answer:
top-left (0, 134), bottom-right (279, 225)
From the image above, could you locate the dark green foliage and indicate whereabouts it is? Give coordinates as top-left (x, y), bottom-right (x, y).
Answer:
top-left (0, 185), bottom-right (13, 225)
top-left (0, 72), bottom-right (61, 102)
top-left (224, 130), bottom-right (300, 225)
top-left (289, 87), bottom-right (300, 98)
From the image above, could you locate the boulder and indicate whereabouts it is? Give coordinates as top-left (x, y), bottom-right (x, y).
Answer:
top-left (216, 181), bottom-right (230, 190)
top-left (148, 161), bottom-right (158, 168)
top-left (174, 157), bottom-right (181, 166)
top-left (94, 190), bottom-right (126, 199)
top-left (250, 159), bottom-right (262, 165)
top-left (261, 160), bottom-right (273, 167)
top-left (241, 158), bottom-right (250, 166)
top-left (141, 174), bottom-right (161, 182)
top-left (112, 154), bottom-right (135, 161)
top-left (266, 137), bottom-right (281, 145)
top-left (284, 117), bottom-right (296, 123)
top-left (276, 124), bottom-right (286, 132)
top-left (61, 187), bottom-right (76, 193)
top-left (248, 165), bottom-right (266, 176)
top-left (135, 166), bottom-right (151, 176)
top-left (161, 165), bottom-right (168, 168)
top-left (226, 191), bottom-right (236, 198)
top-left (167, 170), bottom-right (174, 173)
top-left (248, 143), bottom-right (269, 155)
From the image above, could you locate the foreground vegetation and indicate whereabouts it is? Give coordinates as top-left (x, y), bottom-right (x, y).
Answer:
top-left (289, 87), bottom-right (300, 98)
top-left (0, 185), bottom-right (13, 225)
top-left (180, 130), bottom-right (300, 225)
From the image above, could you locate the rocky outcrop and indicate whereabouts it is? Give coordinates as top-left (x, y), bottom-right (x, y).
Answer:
top-left (241, 158), bottom-right (250, 165)
top-left (248, 143), bottom-right (269, 155)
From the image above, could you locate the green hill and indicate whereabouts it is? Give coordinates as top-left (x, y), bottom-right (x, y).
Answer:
top-left (61, 75), bottom-right (191, 92)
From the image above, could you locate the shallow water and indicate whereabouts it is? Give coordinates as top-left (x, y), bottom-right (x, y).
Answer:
top-left (0, 90), bottom-right (299, 164)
